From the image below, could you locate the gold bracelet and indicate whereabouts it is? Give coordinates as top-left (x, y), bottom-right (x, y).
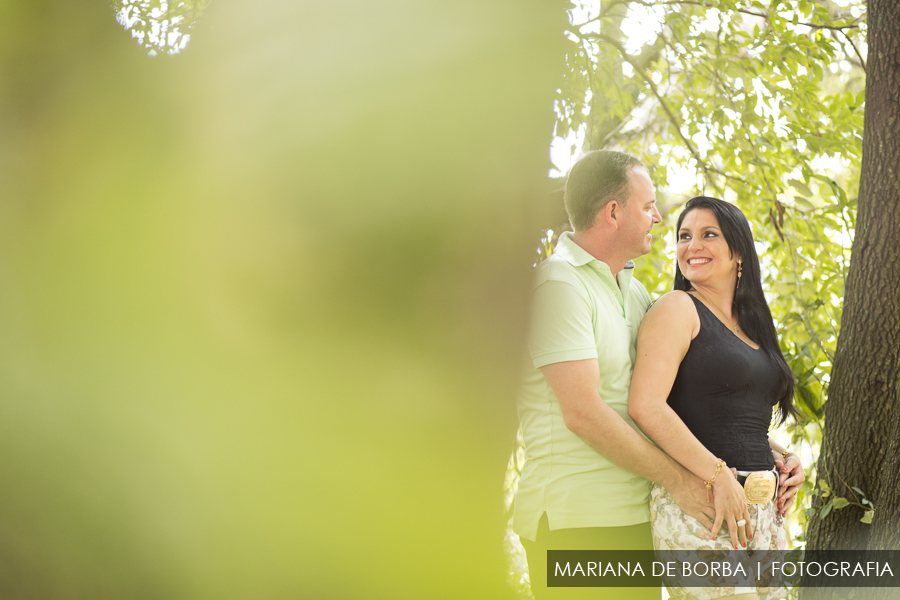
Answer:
top-left (704, 459), bottom-right (727, 504)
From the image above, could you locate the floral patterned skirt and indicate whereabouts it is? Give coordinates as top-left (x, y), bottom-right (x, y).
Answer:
top-left (649, 482), bottom-right (787, 600)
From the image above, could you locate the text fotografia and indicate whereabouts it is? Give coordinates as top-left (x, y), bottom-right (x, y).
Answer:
top-left (774, 561), bottom-right (893, 578)
top-left (546, 550), bottom-right (900, 588)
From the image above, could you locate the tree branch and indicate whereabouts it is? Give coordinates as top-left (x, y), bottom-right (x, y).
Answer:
top-left (568, 0), bottom-right (631, 30)
top-left (620, 0), bottom-right (860, 32)
top-left (662, 29), bottom-right (749, 186)
top-left (802, 22), bottom-right (861, 32)
top-left (630, 0), bottom-right (767, 20)
top-left (783, 213), bottom-right (836, 364)
top-left (840, 29), bottom-right (867, 74)
top-left (595, 32), bottom-right (724, 197)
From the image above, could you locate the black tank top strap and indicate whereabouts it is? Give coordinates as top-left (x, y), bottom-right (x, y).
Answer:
top-left (688, 293), bottom-right (728, 335)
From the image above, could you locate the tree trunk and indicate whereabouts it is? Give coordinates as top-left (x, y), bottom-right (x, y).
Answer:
top-left (803, 0), bottom-right (900, 564)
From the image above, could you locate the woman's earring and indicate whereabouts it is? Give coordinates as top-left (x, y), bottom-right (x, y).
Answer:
top-left (736, 262), bottom-right (743, 289)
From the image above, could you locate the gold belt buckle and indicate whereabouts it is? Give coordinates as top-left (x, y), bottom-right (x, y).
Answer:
top-left (743, 471), bottom-right (776, 505)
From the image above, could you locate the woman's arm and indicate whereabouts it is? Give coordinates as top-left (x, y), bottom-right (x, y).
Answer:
top-left (627, 291), bottom-right (751, 549)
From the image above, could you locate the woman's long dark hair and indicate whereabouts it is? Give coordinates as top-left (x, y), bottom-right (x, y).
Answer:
top-left (674, 197), bottom-right (796, 424)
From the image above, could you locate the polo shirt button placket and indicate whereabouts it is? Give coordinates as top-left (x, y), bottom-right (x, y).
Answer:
top-left (589, 261), bottom-right (629, 318)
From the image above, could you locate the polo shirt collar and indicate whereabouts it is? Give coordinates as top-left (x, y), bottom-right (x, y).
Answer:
top-left (554, 232), bottom-right (636, 273)
top-left (554, 232), bottom-right (635, 306)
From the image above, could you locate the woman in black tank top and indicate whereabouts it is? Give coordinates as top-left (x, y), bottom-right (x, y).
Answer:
top-left (627, 198), bottom-right (804, 596)
top-left (667, 294), bottom-right (780, 472)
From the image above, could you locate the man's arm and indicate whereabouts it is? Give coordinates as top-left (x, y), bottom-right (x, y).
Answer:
top-left (542, 358), bottom-right (715, 528)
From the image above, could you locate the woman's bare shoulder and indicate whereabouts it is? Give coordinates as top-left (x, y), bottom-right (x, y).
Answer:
top-left (648, 290), bottom-right (696, 315)
top-left (644, 291), bottom-right (700, 333)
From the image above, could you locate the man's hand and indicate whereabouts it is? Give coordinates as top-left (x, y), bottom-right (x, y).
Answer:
top-left (774, 452), bottom-right (804, 517)
top-left (667, 471), bottom-right (715, 531)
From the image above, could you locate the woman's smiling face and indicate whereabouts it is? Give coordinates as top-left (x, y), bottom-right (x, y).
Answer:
top-left (677, 207), bottom-right (740, 288)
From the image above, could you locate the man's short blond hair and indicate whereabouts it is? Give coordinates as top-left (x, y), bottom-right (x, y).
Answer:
top-left (564, 150), bottom-right (645, 231)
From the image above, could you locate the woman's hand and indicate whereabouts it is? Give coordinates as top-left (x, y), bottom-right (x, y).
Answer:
top-left (775, 452), bottom-right (804, 517)
top-left (711, 470), bottom-right (752, 549)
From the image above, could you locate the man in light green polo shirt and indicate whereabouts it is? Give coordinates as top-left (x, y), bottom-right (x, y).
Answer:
top-left (514, 151), bottom-right (714, 599)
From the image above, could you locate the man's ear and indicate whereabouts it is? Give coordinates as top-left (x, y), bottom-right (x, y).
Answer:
top-left (604, 201), bottom-right (621, 230)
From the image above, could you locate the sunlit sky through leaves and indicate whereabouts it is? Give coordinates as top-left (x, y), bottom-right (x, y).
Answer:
top-left (114, 0), bottom-right (206, 56)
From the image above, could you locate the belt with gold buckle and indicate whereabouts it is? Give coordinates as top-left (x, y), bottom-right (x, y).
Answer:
top-left (735, 467), bottom-right (777, 505)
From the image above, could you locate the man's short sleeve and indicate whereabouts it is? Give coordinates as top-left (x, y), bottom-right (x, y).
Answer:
top-left (528, 279), bottom-right (598, 369)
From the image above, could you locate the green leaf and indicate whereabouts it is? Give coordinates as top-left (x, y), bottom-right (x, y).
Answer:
top-left (725, 62), bottom-right (744, 79)
top-left (790, 179), bottom-right (813, 197)
top-left (820, 480), bottom-right (831, 496)
top-left (861, 510), bottom-right (874, 524)
top-left (819, 500), bottom-right (833, 519)
top-left (794, 196), bottom-right (816, 211)
top-left (833, 497), bottom-right (849, 509)
top-left (796, 385), bottom-right (822, 418)
top-left (851, 486), bottom-right (864, 496)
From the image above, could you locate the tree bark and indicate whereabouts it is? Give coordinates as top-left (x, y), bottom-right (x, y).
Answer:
top-left (803, 0), bottom-right (900, 563)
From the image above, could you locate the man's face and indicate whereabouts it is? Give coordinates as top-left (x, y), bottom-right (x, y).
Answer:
top-left (619, 167), bottom-right (662, 258)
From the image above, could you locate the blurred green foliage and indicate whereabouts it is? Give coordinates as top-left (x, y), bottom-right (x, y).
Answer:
top-left (0, 1), bottom-right (568, 598)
